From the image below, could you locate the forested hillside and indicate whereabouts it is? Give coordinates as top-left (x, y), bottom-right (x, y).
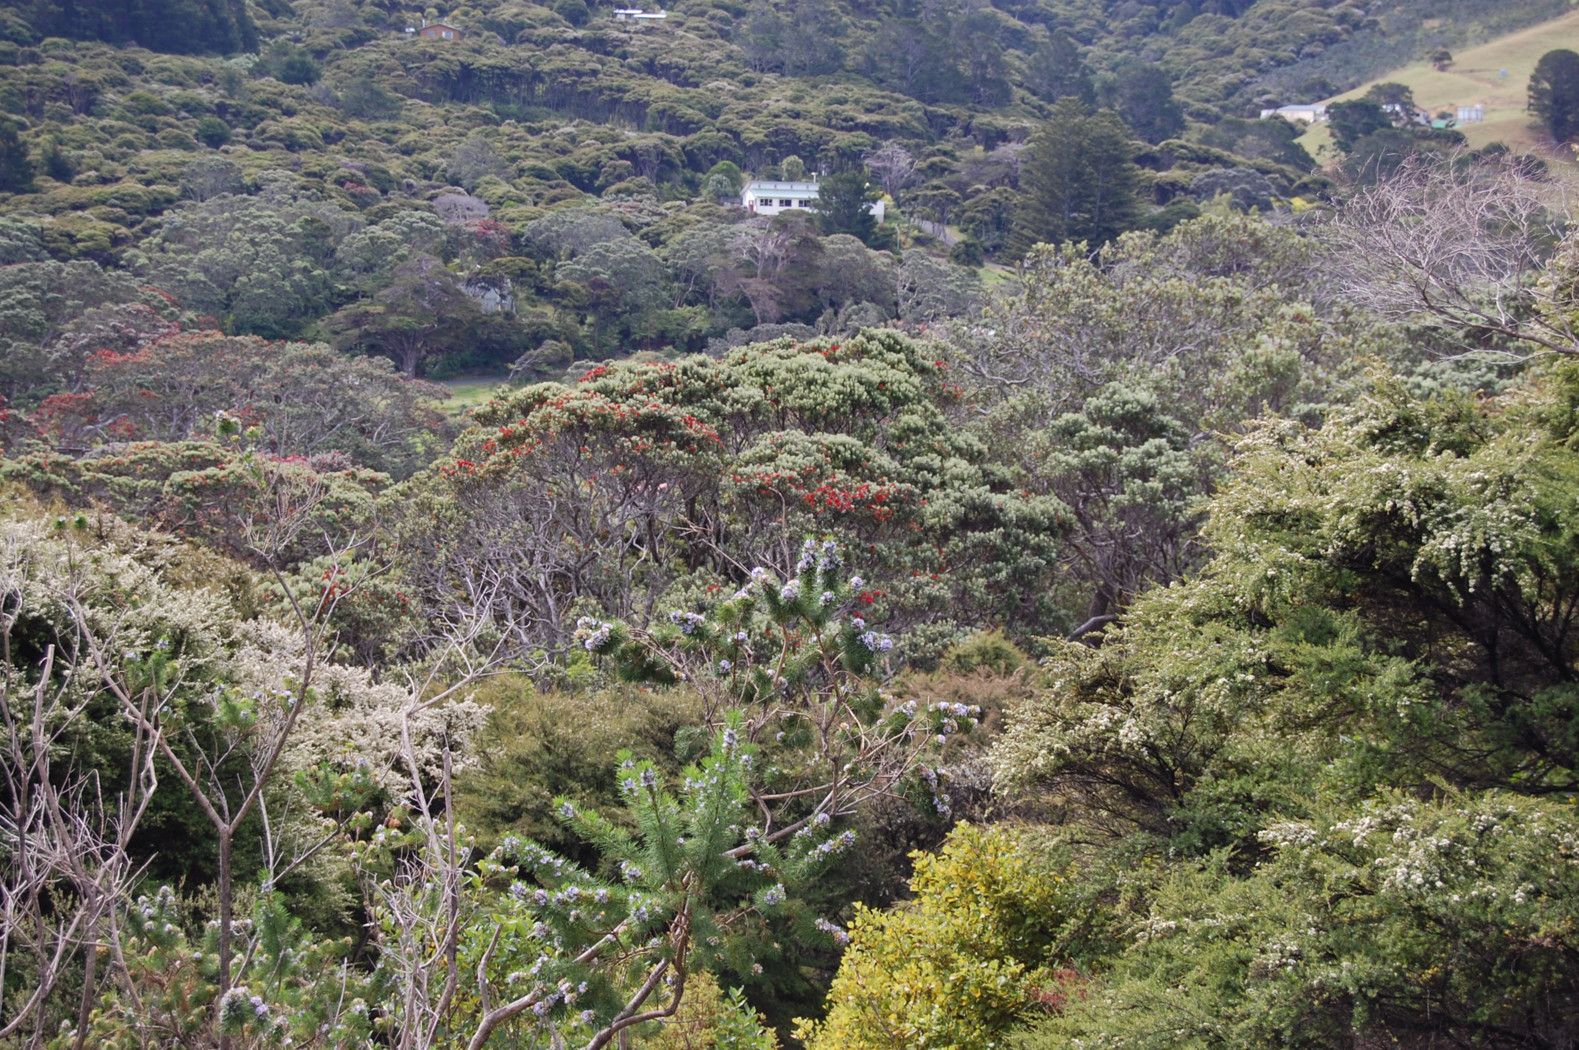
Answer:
top-left (0, 0), bottom-right (1567, 386)
top-left (4, 0), bottom-right (1579, 1046)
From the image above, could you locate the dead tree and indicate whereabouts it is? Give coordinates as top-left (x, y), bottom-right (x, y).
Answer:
top-left (1322, 153), bottom-right (1576, 355)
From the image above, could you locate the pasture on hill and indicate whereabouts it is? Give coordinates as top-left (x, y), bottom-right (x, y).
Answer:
top-left (1301, 8), bottom-right (1579, 172)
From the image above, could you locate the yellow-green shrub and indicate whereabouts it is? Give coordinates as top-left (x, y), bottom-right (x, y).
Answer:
top-left (795, 824), bottom-right (1086, 1050)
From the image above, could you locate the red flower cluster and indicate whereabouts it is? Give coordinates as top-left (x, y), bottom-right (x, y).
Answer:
top-left (730, 464), bottom-right (907, 522)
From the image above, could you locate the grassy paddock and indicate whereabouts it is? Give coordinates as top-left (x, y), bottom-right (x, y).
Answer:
top-left (437, 374), bottom-right (512, 416)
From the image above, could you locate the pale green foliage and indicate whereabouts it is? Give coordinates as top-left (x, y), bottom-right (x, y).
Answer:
top-left (334, 211), bottom-right (448, 289)
top-left (982, 364), bottom-right (1579, 1046)
top-left (964, 214), bottom-right (1361, 431)
top-left (0, 496), bottom-right (477, 807)
top-left (558, 238), bottom-right (670, 315)
top-left (523, 207), bottom-right (632, 259)
top-left (956, 213), bottom-right (1376, 620)
top-left (995, 370), bottom-right (1579, 845)
top-left (0, 213), bottom-right (47, 263)
top-left (1033, 380), bottom-right (1212, 619)
top-left (896, 252), bottom-right (980, 324)
top-left (639, 970), bottom-right (779, 1049)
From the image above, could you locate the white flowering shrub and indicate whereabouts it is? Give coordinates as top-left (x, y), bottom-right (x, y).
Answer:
top-left (1018, 792), bottom-right (1579, 1049)
top-left (0, 506), bottom-right (483, 1043)
top-left (989, 367), bottom-right (1579, 1048)
top-left (233, 617), bottom-right (485, 792)
top-left (995, 372), bottom-right (1579, 850)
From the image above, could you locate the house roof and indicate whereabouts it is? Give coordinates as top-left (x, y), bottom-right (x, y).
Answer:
top-left (745, 180), bottom-right (820, 194)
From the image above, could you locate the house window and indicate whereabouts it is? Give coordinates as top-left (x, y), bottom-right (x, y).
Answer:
top-left (779, 199), bottom-right (794, 208)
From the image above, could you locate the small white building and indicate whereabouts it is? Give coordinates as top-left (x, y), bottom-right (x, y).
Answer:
top-left (1259, 103), bottom-right (1328, 124)
top-left (613, 8), bottom-right (668, 21)
top-left (740, 179), bottom-right (885, 221)
top-left (1457, 104), bottom-right (1485, 124)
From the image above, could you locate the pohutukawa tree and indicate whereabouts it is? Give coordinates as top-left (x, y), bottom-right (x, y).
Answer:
top-left (392, 330), bottom-right (1066, 659)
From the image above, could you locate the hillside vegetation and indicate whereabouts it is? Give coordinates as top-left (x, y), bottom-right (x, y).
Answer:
top-left (5, 0), bottom-right (1579, 1047)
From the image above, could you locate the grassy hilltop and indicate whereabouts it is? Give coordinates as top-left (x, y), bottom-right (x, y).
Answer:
top-left (1303, 8), bottom-right (1579, 169)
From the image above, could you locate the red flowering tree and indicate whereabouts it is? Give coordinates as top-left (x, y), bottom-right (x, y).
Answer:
top-left (393, 329), bottom-right (1066, 659)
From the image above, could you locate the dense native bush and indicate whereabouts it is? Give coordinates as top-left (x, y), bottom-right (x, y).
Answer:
top-left (995, 367), bottom-right (1579, 845)
top-left (0, 473), bottom-right (920, 1043)
top-left (9, 0), bottom-right (1525, 411)
top-left (7, 0), bottom-right (1579, 1044)
top-left (806, 359), bottom-right (1579, 1050)
top-left (0, 503), bottom-right (480, 906)
top-left (1016, 792), bottom-right (1579, 1049)
top-left (0, 258), bottom-right (174, 401)
top-left (954, 212), bottom-right (1386, 622)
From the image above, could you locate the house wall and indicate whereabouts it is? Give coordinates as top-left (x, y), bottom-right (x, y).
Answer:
top-left (743, 191), bottom-right (818, 215)
top-left (740, 183), bottom-right (886, 221)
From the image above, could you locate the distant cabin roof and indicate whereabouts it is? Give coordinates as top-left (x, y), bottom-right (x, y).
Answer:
top-left (745, 180), bottom-right (820, 193)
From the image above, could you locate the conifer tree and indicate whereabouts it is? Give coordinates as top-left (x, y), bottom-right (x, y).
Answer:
top-left (1529, 48), bottom-right (1579, 143)
top-left (1010, 99), bottom-right (1140, 255)
top-left (813, 172), bottom-right (878, 245)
